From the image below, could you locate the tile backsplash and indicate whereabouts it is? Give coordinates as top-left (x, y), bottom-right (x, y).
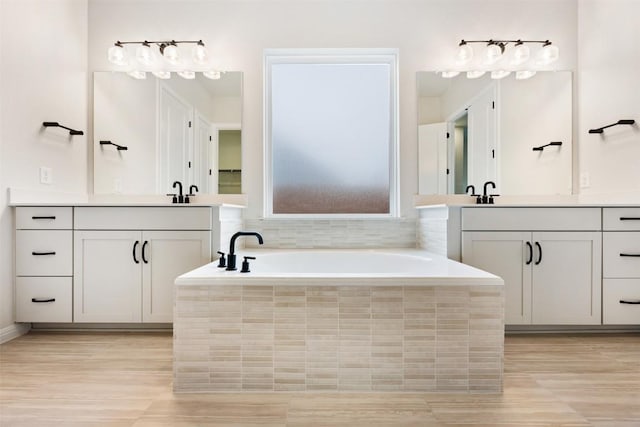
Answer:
top-left (243, 219), bottom-right (417, 248)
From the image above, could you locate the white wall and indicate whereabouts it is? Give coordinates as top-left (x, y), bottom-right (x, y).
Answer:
top-left (0, 0), bottom-right (88, 329)
top-left (578, 0), bottom-right (640, 197)
top-left (88, 0), bottom-right (578, 218)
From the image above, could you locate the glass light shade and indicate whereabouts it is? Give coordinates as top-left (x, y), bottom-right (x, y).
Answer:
top-left (456, 43), bottom-right (474, 65)
top-left (177, 70), bottom-right (196, 79)
top-left (202, 70), bottom-right (221, 80)
top-left (484, 43), bottom-right (504, 65)
top-left (466, 70), bottom-right (486, 79)
top-left (135, 43), bottom-right (155, 66)
top-left (490, 70), bottom-right (511, 79)
top-left (515, 70), bottom-right (536, 80)
top-left (152, 70), bottom-right (171, 79)
top-left (192, 43), bottom-right (209, 65)
top-left (162, 43), bottom-right (181, 64)
top-left (107, 44), bottom-right (128, 66)
top-left (440, 70), bottom-right (460, 78)
top-left (511, 44), bottom-right (530, 65)
top-left (536, 44), bottom-right (559, 65)
top-left (127, 70), bottom-right (147, 80)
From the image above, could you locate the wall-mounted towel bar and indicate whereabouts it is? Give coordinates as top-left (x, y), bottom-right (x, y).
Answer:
top-left (589, 119), bottom-right (635, 134)
top-left (533, 141), bottom-right (562, 151)
top-left (99, 140), bottom-right (128, 151)
top-left (42, 122), bottom-right (84, 135)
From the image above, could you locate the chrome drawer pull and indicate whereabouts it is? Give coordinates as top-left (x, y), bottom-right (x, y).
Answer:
top-left (31, 216), bottom-right (56, 220)
top-left (619, 253), bottom-right (640, 257)
top-left (619, 299), bottom-right (640, 304)
top-left (619, 217), bottom-right (640, 221)
top-left (32, 251), bottom-right (56, 256)
top-left (31, 298), bottom-right (55, 303)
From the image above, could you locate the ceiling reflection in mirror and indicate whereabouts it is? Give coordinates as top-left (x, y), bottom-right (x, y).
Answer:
top-left (417, 71), bottom-right (572, 196)
top-left (93, 71), bottom-right (242, 195)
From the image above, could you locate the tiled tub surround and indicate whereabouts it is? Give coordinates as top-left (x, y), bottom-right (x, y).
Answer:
top-left (174, 250), bottom-right (504, 393)
top-left (243, 219), bottom-right (417, 248)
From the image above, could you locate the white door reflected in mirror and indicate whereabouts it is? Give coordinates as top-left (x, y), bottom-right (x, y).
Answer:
top-left (417, 71), bottom-right (572, 196)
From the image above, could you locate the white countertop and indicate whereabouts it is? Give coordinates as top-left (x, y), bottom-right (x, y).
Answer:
top-left (414, 193), bottom-right (640, 208)
top-left (8, 188), bottom-right (247, 208)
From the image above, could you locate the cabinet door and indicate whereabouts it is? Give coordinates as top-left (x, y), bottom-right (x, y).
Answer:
top-left (141, 231), bottom-right (211, 323)
top-left (531, 232), bottom-right (602, 325)
top-left (74, 231), bottom-right (142, 322)
top-left (462, 231), bottom-right (532, 324)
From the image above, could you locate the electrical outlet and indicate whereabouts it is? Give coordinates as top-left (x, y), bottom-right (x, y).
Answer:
top-left (579, 172), bottom-right (590, 188)
top-left (39, 167), bottom-right (52, 185)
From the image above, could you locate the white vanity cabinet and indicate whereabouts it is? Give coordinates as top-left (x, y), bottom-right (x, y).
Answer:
top-left (602, 208), bottom-right (640, 325)
top-left (462, 208), bottom-right (602, 325)
top-left (73, 207), bottom-right (211, 323)
top-left (15, 207), bottom-right (73, 323)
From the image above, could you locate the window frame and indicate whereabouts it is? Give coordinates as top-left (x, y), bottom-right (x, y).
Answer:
top-left (263, 48), bottom-right (399, 218)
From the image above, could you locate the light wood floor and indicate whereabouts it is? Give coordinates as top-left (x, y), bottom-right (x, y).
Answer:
top-left (1, 331), bottom-right (639, 426)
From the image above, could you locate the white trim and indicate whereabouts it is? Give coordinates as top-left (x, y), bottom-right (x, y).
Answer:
top-left (0, 323), bottom-right (30, 344)
top-left (263, 48), bottom-right (399, 218)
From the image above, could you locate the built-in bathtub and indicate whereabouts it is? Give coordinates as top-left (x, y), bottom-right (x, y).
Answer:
top-left (174, 249), bottom-right (504, 393)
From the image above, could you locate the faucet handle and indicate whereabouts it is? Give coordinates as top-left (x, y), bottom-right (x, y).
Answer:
top-left (241, 256), bottom-right (256, 273)
top-left (216, 251), bottom-right (226, 268)
top-left (166, 193), bottom-right (178, 204)
top-left (488, 194), bottom-right (500, 204)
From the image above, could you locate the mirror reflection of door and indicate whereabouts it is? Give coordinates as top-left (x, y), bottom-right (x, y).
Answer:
top-left (217, 129), bottom-right (241, 194)
top-left (451, 113), bottom-right (468, 194)
top-left (158, 85), bottom-right (193, 194)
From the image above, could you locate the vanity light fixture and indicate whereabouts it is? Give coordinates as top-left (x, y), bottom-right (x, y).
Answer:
top-left (108, 39), bottom-right (209, 67)
top-left (449, 39), bottom-right (559, 80)
top-left (108, 39), bottom-right (226, 81)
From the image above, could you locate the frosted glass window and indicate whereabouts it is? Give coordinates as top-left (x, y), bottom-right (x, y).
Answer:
top-left (265, 50), bottom-right (398, 216)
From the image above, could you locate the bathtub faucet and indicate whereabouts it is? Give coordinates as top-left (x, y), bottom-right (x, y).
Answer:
top-left (226, 231), bottom-right (264, 271)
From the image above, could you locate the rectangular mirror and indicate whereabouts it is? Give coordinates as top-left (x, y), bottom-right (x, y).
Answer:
top-left (417, 71), bottom-right (572, 196)
top-left (93, 71), bottom-right (242, 195)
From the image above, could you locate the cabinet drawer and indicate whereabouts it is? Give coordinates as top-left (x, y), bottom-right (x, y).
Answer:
top-left (603, 232), bottom-right (640, 278)
top-left (16, 277), bottom-right (72, 323)
top-left (603, 279), bottom-right (640, 325)
top-left (74, 207), bottom-right (211, 230)
top-left (16, 230), bottom-right (73, 276)
top-left (603, 208), bottom-right (640, 231)
top-left (462, 207), bottom-right (601, 231)
top-left (16, 207), bottom-right (72, 230)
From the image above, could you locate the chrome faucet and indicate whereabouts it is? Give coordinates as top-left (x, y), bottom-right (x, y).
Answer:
top-left (226, 231), bottom-right (264, 271)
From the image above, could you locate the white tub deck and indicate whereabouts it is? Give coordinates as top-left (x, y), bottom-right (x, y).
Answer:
top-left (174, 249), bottom-right (504, 393)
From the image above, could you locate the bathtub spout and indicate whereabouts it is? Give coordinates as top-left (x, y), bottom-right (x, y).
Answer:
top-left (226, 231), bottom-right (264, 271)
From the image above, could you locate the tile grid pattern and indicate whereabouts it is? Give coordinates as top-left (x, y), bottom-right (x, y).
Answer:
top-left (418, 217), bottom-right (448, 255)
top-left (243, 219), bottom-right (418, 248)
top-left (174, 284), bottom-right (504, 393)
